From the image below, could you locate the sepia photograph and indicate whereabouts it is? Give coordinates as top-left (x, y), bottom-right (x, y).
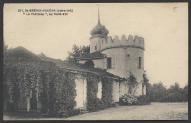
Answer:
top-left (3, 2), bottom-right (188, 120)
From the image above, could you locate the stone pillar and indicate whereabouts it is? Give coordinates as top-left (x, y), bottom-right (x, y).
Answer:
top-left (26, 97), bottom-right (30, 112)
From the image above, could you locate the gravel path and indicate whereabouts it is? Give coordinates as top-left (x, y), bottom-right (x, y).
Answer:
top-left (66, 102), bottom-right (188, 120)
top-left (4, 102), bottom-right (188, 120)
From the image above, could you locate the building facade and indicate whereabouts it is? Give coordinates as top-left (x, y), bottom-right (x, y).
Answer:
top-left (3, 10), bottom-right (147, 115)
top-left (81, 10), bottom-right (146, 96)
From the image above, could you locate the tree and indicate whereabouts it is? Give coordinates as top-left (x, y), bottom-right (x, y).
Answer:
top-left (143, 72), bottom-right (149, 95)
top-left (148, 82), bottom-right (188, 102)
top-left (163, 82), bottom-right (186, 102)
top-left (67, 45), bottom-right (90, 63)
top-left (183, 85), bottom-right (188, 101)
top-left (127, 72), bottom-right (138, 96)
top-left (148, 82), bottom-right (167, 101)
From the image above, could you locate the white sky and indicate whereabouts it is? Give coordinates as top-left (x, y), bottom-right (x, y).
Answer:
top-left (4, 3), bottom-right (188, 87)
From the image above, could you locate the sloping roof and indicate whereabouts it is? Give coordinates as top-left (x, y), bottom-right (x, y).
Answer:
top-left (75, 51), bottom-right (107, 60)
top-left (59, 61), bottom-right (125, 81)
top-left (4, 46), bottom-right (124, 81)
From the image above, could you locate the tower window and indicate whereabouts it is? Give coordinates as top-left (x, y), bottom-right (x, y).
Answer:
top-left (138, 57), bottom-right (142, 69)
top-left (107, 57), bottom-right (112, 69)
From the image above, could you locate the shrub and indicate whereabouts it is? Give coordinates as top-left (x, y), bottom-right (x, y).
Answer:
top-left (119, 94), bottom-right (151, 105)
top-left (119, 94), bottom-right (138, 105)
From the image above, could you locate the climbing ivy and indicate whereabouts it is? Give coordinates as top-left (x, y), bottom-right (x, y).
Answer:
top-left (102, 77), bottom-right (113, 107)
top-left (86, 74), bottom-right (114, 112)
top-left (3, 62), bottom-right (76, 115)
top-left (86, 74), bottom-right (99, 111)
top-left (4, 60), bottom-right (116, 115)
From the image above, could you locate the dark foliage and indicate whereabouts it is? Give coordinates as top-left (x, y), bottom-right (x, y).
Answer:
top-left (86, 75), bottom-right (113, 111)
top-left (126, 73), bottom-right (138, 95)
top-left (102, 77), bottom-right (113, 107)
top-left (4, 46), bottom-right (117, 116)
top-left (67, 45), bottom-right (90, 63)
top-left (143, 72), bottom-right (149, 95)
top-left (86, 74), bottom-right (99, 111)
top-left (3, 47), bottom-right (76, 115)
top-left (148, 82), bottom-right (188, 102)
top-left (119, 95), bottom-right (138, 105)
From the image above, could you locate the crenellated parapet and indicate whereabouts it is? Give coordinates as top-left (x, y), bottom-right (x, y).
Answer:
top-left (100, 35), bottom-right (144, 51)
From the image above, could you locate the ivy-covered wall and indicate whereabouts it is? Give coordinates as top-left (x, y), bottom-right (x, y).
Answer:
top-left (4, 62), bottom-right (117, 115)
top-left (3, 62), bottom-right (76, 115)
top-left (102, 77), bottom-right (113, 107)
top-left (86, 74), bottom-right (114, 112)
top-left (3, 47), bottom-right (120, 116)
top-left (86, 74), bottom-right (99, 111)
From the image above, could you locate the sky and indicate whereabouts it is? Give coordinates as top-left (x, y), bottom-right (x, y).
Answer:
top-left (4, 3), bottom-right (188, 87)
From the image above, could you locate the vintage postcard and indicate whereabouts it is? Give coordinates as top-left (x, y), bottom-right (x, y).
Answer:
top-left (3, 3), bottom-right (188, 120)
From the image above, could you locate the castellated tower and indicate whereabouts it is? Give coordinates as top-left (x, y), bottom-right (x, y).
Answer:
top-left (89, 10), bottom-right (145, 96)
top-left (101, 35), bottom-right (144, 81)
